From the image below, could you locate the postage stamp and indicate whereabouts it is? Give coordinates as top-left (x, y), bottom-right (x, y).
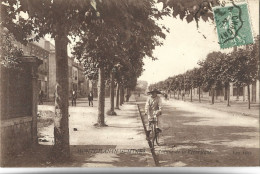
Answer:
top-left (213, 1), bottom-right (254, 49)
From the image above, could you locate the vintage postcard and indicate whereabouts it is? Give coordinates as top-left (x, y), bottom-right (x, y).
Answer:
top-left (0, 0), bottom-right (259, 172)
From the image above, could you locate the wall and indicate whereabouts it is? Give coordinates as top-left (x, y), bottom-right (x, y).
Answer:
top-left (1, 57), bottom-right (41, 164)
top-left (1, 117), bottom-right (32, 161)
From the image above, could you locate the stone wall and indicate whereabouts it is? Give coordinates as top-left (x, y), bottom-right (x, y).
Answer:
top-left (0, 56), bottom-right (42, 165)
top-left (1, 117), bottom-right (32, 160)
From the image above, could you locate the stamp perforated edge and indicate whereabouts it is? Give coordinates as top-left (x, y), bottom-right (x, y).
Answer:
top-left (212, 0), bottom-right (255, 49)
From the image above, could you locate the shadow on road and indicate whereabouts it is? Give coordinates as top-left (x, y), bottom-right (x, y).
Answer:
top-left (136, 95), bottom-right (260, 167)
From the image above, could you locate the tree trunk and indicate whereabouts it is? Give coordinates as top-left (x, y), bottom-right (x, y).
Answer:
top-left (115, 83), bottom-right (120, 109)
top-left (125, 88), bottom-right (130, 102)
top-left (123, 88), bottom-right (125, 103)
top-left (120, 86), bottom-right (124, 105)
top-left (211, 87), bottom-right (215, 104)
top-left (227, 84), bottom-right (230, 107)
top-left (97, 66), bottom-right (106, 126)
top-left (243, 87), bottom-right (245, 101)
top-left (198, 86), bottom-right (201, 103)
top-left (190, 88), bottom-right (193, 102)
top-left (178, 90), bottom-right (180, 100)
top-left (31, 64), bottom-right (39, 147)
top-left (237, 86), bottom-right (240, 101)
top-left (53, 34), bottom-right (70, 161)
top-left (108, 72), bottom-right (116, 115)
top-left (247, 84), bottom-right (251, 109)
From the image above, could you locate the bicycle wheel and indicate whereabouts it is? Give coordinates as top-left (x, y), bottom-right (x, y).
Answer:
top-left (155, 130), bottom-right (160, 146)
top-left (151, 123), bottom-right (156, 148)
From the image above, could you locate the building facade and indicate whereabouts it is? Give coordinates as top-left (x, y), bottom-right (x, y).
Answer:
top-left (15, 40), bottom-right (49, 99)
top-left (16, 38), bottom-right (93, 100)
top-left (68, 58), bottom-right (89, 98)
top-left (17, 38), bottom-right (90, 100)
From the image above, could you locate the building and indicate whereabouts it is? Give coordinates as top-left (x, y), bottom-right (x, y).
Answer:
top-left (15, 40), bottom-right (49, 99)
top-left (45, 41), bottom-right (56, 99)
top-left (16, 38), bottom-right (91, 100)
top-left (77, 65), bottom-right (89, 97)
top-left (89, 80), bottom-right (98, 97)
top-left (68, 57), bottom-right (89, 98)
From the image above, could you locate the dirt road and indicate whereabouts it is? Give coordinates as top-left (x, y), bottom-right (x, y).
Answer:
top-left (137, 95), bottom-right (260, 167)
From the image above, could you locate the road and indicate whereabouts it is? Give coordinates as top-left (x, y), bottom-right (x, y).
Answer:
top-left (136, 95), bottom-right (260, 167)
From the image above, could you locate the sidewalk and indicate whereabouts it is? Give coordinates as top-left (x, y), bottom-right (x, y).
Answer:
top-left (168, 97), bottom-right (259, 118)
top-left (4, 97), bottom-right (155, 167)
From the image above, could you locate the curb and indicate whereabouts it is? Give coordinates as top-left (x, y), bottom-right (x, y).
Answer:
top-left (134, 97), bottom-right (160, 167)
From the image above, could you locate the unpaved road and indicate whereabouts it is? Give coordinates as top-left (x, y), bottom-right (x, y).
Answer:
top-left (136, 95), bottom-right (260, 167)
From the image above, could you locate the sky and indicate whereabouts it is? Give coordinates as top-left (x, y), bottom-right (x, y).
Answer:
top-left (42, 0), bottom-right (258, 84)
top-left (138, 0), bottom-right (259, 85)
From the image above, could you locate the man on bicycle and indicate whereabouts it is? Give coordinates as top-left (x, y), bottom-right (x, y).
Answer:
top-left (145, 88), bottom-right (162, 137)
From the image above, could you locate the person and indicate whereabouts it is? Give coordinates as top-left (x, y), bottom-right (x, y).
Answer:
top-left (39, 90), bottom-right (44, 105)
top-left (125, 94), bottom-right (130, 102)
top-left (72, 90), bottom-right (77, 106)
top-left (164, 93), bottom-right (168, 100)
top-left (182, 92), bottom-right (185, 101)
top-left (145, 88), bottom-right (162, 137)
top-left (88, 91), bottom-right (93, 107)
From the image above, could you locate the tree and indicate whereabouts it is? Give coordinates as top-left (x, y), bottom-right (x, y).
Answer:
top-left (107, 67), bottom-right (117, 115)
top-left (73, 0), bottom-right (168, 126)
top-left (159, 0), bottom-right (220, 28)
top-left (231, 43), bottom-right (258, 109)
top-left (73, 22), bottom-right (120, 125)
top-left (216, 53), bottom-right (236, 106)
top-left (1, 0), bottom-right (225, 160)
top-left (0, 29), bottom-right (23, 68)
top-left (184, 70), bottom-right (193, 102)
top-left (3, 0), bottom-right (168, 160)
top-left (198, 51), bottom-right (225, 104)
top-left (192, 67), bottom-right (203, 102)
top-left (1, 0), bottom-right (101, 160)
top-left (169, 77), bottom-right (178, 98)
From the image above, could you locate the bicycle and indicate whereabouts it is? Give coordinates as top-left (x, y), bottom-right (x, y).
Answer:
top-left (148, 115), bottom-right (160, 148)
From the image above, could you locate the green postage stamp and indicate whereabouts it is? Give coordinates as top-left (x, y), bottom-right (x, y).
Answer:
top-left (213, 0), bottom-right (254, 49)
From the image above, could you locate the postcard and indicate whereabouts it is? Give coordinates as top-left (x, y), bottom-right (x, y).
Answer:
top-left (0, 0), bottom-right (259, 172)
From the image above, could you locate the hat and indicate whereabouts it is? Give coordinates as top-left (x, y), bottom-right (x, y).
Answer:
top-left (147, 88), bottom-right (161, 94)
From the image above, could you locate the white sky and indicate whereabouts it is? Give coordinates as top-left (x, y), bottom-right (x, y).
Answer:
top-left (42, 0), bottom-right (258, 84)
top-left (138, 0), bottom-right (259, 85)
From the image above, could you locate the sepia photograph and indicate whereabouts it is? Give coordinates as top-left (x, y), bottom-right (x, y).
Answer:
top-left (0, 0), bottom-right (259, 172)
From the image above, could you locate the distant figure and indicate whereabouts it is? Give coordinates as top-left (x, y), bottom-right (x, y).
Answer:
top-left (164, 93), bottom-right (168, 100)
top-left (72, 90), bottom-right (77, 106)
top-left (182, 92), bottom-right (185, 101)
top-left (39, 90), bottom-right (44, 105)
top-left (125, 94), bottom-right (130, 102)
top-left (88, 91), bottom-right (93, 107)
